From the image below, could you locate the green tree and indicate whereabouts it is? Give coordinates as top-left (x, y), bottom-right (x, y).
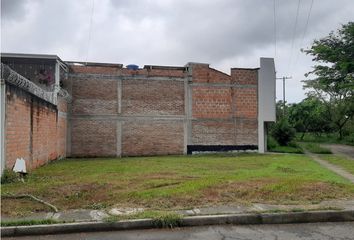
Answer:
top-left (288, 97), bottom-right (329, 139)
top-left (271, 118), bottom-right (296, 146)
top-left (303, 22), bottom-right (354, 139)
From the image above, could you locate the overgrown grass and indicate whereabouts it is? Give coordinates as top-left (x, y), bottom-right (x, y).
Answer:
top-left (300, 142), bottom-right (332, 154)
top-left (2, 154), bottom-right (354, 217)
top-left (105, 210), bottom-right (182, 228)
top-left (268, 145), bottom-right (304, 154)
top-left (321, 155), bottom-right (354, 175)
top-left (1, 219), bottom-right (62, 227)
top-left (267, 137), bottom-right (303, 154)
top-left (297, 132), bottom-right (354, 146)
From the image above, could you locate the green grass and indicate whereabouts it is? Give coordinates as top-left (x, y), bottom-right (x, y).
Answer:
top-left (2, 154), bottom-right (354, 217)
top-left (297, 132), bottom-right (354, 146)
top-left (105, 211), bottom-right (182, 228)
top-left (300, 142), bottom-right (332, 154)
top-left (321, 155), bottom-right (354, 175)
top-left (268, 145), bottom-right (304, 154)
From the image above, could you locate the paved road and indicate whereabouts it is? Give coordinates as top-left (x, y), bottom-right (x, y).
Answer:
top-left (4, 222), bottom-right (354, 240)
top-left (322, 144), bottom-right (354, 160)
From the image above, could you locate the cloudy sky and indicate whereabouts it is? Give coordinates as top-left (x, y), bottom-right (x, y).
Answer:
top-left (1, 0), bottom-right (353, 103)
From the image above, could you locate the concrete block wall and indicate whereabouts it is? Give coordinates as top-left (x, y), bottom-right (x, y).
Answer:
top-left (68, 62), bottom-right (259, 157)
top-left (4, 84), bottom-right (67, 170)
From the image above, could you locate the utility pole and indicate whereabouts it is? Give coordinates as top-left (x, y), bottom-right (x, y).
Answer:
top-left (276, 76), bottom-right (292, 116)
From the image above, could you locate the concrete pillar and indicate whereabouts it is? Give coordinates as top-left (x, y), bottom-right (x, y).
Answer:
top-left (116, 78), bottom-right (122, 157)
top-left (258, 58), bottom-right (276, 153)
top-left (0, 79), bottom-right (6, 174)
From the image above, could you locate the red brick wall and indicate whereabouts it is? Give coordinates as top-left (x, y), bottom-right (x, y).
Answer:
top-left (69, 65), bottom-right (186, 157)
top-left (192, 87), bottom-right (232, 119)
top-left (70, 119), bottom-right (117, 157)
top-left (122, 80), bottom-right (184, 116)
top-left (68, 63), bottom-right (259, 157)
top-left (233, 87), bottom-right (257, 119)
top-left (5, 84), bottom-right (67, 170)
top-left (190, 65), bottom-right (258, 146)
top-left (72, 78), bottom-right (118, 115)
top-left (231, 68), bottom-right (258, 145)
top-left (192, 120), bottom-right (235, 145)
top-left (122, 120), bottom-right (184, 156)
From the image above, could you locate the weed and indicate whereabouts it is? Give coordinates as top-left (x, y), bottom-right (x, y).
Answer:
top-left (152, 212), bottom-right (182, 228)
top-left (1, 170), bottom-right (19, 184)
top-left (300, 143), bottom-right (332, 154)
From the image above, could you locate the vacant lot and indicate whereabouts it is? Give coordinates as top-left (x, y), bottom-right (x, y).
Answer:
top-left (2, 153), bottom-right (354, 217)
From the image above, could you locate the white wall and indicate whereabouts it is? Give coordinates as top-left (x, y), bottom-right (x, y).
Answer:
top-left (258, 58), bottom-right (276, 153)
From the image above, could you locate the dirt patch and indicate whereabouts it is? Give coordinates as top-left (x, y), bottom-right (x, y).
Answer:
top-left (1, 198), bottom-right (50, 217)
top-left (145, 181), bottom-right (182, 189)
top-left (201, 179), bottom-right (353, 205)
top-left (44, 183), bottom-right (114, 210)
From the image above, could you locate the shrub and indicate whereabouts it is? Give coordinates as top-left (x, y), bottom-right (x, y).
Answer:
top-left (1, 169), bottom-right (19, 184)
top-left (267, 136), bottom-right (279, 149)
top-left (271, 119), bottom-right (296, 146)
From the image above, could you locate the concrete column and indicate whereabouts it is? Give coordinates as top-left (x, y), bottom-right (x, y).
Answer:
top-left (0, 79), bottom-right (6, 174)
top-left (66, 73), bottom-right (73, 157)
top-left (116, 78), bottom-right (122, 157)
top-left (258, 58), bottom-right (276, 153)
top-left (184, 65), bottom-right (193, 154)
top-left (54, 61), bottom-right (60, 104)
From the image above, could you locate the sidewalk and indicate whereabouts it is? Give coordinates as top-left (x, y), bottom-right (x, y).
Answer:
top-left (2, 200), bottom-right (354, 224)
top-left (303, 149), bottom-right (354, 183)
top-left (2, 200), bottom-right (354, 237)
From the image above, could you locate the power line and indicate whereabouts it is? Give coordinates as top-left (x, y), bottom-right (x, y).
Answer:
top-left (288, 0), bottom-right (301, 73)
top-left (273, 0), bottom-right (277, 58)
top-left (276, 76), bottom-right (292, 116)
top-left (301, 0), bottom-right (314, 46)
top-left (294, 0), bottom-right (314, 67)
top-left (86, 0), bottom-right (95, 65)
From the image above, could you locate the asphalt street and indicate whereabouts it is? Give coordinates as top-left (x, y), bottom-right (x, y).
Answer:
top-left (3, 222), bottom-right (354, 240)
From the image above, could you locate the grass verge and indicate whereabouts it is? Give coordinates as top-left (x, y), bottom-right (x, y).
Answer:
top-left (321, 155), bottom-right (354, 175)
top-left (297, 133), bottom-right (354, 146)
top-left (2, 154), bottom-right (354, 217)
top-left (300, 142), bottom-right (332, 154)
top-left (268, 145), bottom-right (304, 154)
top-left (104, 211), bottom-right (182, 228)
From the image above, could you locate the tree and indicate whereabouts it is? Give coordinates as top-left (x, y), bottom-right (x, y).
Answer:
top-left (271, 118), bottom-right (296, 146)
top-left (303, 22), bottom-right (354, 139)
top-left (288, 97), bottom-right (330, 139)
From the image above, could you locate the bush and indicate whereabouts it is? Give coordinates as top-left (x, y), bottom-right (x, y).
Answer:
top-left (271, 119), bottom-right (296, 146)
top-left (1, 169), bottom-right (19, 184)
top-left (152, 213), bottom-right (182, 228)
top-left (267, 136), bottom-right (279, 151)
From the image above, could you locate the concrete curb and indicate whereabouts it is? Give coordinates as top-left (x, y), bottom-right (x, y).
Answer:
top-left (2, 210), bottom-right (354, 237)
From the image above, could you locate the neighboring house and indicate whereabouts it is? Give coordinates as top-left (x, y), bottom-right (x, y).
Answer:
top-left (0, 53), bottom-right (275, 172)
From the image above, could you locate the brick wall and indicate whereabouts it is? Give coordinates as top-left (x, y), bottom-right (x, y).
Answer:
top-left (68, 63), bottom-right (259, 157)
top-left (122, 80), bottom-right (184, 116)
top-left (71, 119), bottom-right (117, 157)
top-left (190, 64), bottom-right (258, 147)
top-left (122, 120), bottom-right (184, 156)
top-left (69, 65), bottom-right (186, 157)
top-left (5, 84), bottom-right (67, 170)
top-left (231, 68), bottom-right (258, 145)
